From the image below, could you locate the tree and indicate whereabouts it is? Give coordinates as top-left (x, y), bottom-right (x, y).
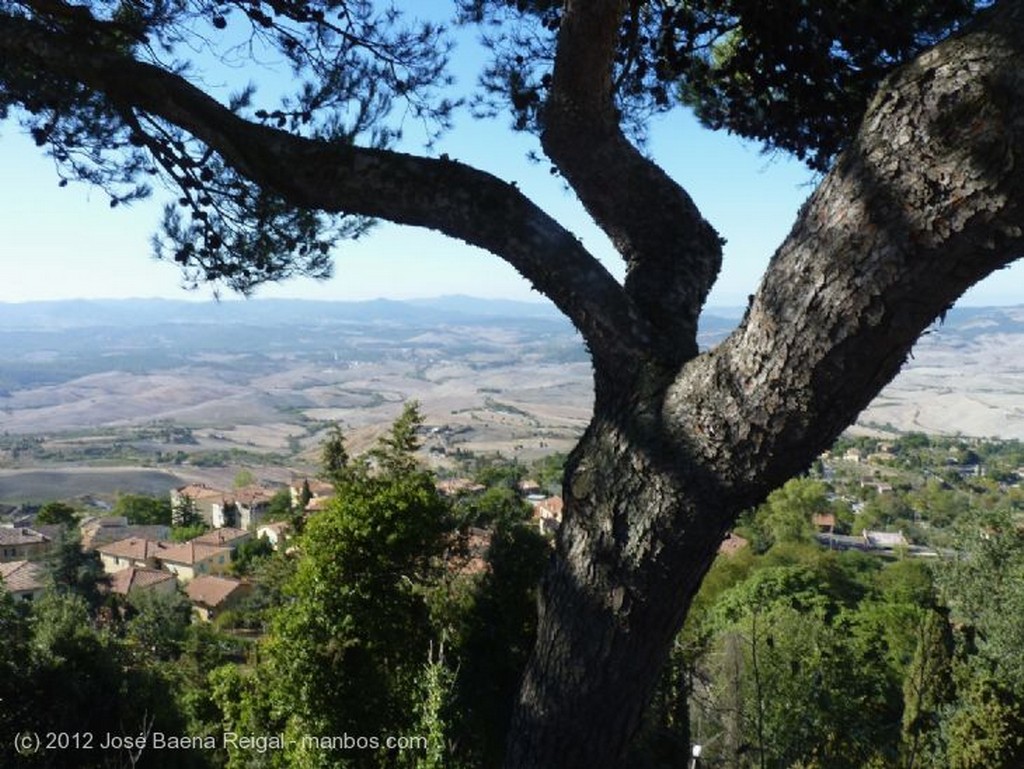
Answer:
top-left (901, 609), bottom-right (955, 769)
top-left (233, 468), bottom-right (256, 488)
top-left (690, 569), bottom-right (902, 768)
top-left (35, 500), bottom-right (77, 527)
top-left (46, 528), bottom-right (109, 614)
top-left (0, 591), bottom-right (33, 767)
top-left (320, 423), bottom-right (350, 487)
top-left (229, 533), bottom-right (275, 577)
top-left (171, 493), bottom-right (203, 529)
top-left (4, 2), bottom-right (1024, 766)
top-left (123, 589), bottom-right (194, 662)
top-left (452, 519), bottom-right (550, 765)
top-left (939, 510), bottom-right (1024, 696)
top-left (23, 591), bottom-right (204, 769)
top-left (943, 674), bottom-right (1024, 769)
top-left (753, 477), bottom-right (829, 548)
top-left (112, 492), bottom-right (173, 526)
top-left (259, 405), bottom-right (453, 768)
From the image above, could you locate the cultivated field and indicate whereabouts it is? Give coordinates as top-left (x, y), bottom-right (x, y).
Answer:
top-left (2, 299), bottom-right (1023, 505)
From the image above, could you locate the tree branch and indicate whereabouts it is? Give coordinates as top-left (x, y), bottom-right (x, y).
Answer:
top-left (666, 0), bottom-right (1024, 499)
top-left (0, 12), bottom-right (655, 366)
top-left (542, 0), bottom-right (723, 362)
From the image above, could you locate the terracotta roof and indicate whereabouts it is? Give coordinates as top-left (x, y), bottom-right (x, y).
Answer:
top-left (174, 484), bottom-right (227, 501)
top-left (32, 524), bottom-right (67, 542)
top-left (533, 496), bottom-right (564, 517)
top-left (191, 527), bottom-right (250, 547)
top-left (83, 525), bottom-right (171, 550)
top-left (718, 532), bottom-right (749, 556)
top-left (305, 496), bottom-right (333, 512)
top-left (97, 537), bottom-right (163, 561)
top-left (232, 485), bottom-right (278, 506)
top-left (157, 541), bottom-right (232, 566)
top-left (436, 478), bottom-right (486, 496)
top-left (81, 516), bottom-right (130, 530)
top-left (0, 560), bottom-right (48, 594)
top-left (185, 575), bottom-right (248, 608)
top-left (108, 567), bottom-right (175, 596)
top-left (293, 479), bottom-right (335, 497)
top-left (0, 526), bottom-right (50, 546)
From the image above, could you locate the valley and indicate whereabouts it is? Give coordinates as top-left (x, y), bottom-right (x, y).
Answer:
top-left (1, 297), bottom-right (1023, 502)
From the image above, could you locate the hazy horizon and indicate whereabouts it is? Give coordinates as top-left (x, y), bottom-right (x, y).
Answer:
top-left (0, 292), bottom-right (1019, 311)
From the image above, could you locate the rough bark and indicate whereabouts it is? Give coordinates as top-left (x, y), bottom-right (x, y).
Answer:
top-left (542, 0), bottom-right (722, 361)
top-left (3, 2), bottom-right (1024, 768)
top-left (507, 3), bottom-right (1024, 767)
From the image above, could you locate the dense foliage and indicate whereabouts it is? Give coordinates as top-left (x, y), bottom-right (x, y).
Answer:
top-left (460, 0), bottom-right (984, 168)
top-left (7, 426), bottom-right (1024, 766)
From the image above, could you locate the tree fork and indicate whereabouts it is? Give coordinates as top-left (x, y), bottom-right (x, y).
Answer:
top-left (507, 4), bottom-right (1024, 766)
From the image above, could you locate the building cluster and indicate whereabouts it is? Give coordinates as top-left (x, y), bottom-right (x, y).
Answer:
top-left (2, 471), bottom-right (568, 617)
top-left (0, 476), bottom-right (336, 621)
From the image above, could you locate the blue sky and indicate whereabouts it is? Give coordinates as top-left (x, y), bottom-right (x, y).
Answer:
top-left (1, 20), bottom-right (1021, 309)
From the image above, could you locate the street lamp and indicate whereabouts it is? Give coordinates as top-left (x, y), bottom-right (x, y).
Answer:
top-left (689, 744), bottom-right (702, 769)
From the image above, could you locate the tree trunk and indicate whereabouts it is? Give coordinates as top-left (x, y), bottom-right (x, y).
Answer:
top-left (505, 365), bottom-right (738, 768)
top-left (506, 5), bottom-right (1024, 766)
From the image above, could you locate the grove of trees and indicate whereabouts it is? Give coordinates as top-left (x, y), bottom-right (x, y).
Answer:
top-left (3, 1), bottom-right (1024, 766)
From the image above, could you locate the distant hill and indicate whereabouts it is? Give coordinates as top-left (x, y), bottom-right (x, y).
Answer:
top-left (856, 305), bottom-right (1024, 439)
top-left (0, 298), bottom-right (1022, 440)
top-left (0, 296), bottom-right (558, 329)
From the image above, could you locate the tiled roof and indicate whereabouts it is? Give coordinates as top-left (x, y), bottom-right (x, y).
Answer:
top-left (436, 478), bottom-right (486, 496)
top-left (533, 496), bottom-right (564, 517)
top-left (97, 537), bottom-right (163, 561)
top-left (108, 567), bottom-right (175, 596)
top-left (305, 496), bottom-right (333, 512)
top-left (83, 525), bottom-right (171, 550)
top-left (233, 485), bottom-right (277, 506)
top-left (0, 560), bottom-right (48, 594)
top-left (191, 527), bottom-right (250, 547)
top-left (32, 524), bottom-right (67, 542)
top-left (292, 479), bottom-right (335, 497)
top-left (0, 526), bottom-right (50, 546)
top-left (157, 540), bottom-right (231, 566)
top-left (81, 516), bottom-right (130, 530)
top-left (174, 484), bottom-right (227, 501)
top-left (185, 575), bottom-right (247, 608)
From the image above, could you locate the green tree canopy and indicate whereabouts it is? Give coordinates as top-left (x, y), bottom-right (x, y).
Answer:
top-left (254, 404), bottom-right (454, 767)
top-left (46, 528), bottom-right (109, 613)
top-left (753, 477), bottom-right (830, 548)
top-left (35, 500), bottom-right (77, 527)
top-left (112, 492), bottom-right (172, 525)
top-left (459, 0), bottom-right (981, 170)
